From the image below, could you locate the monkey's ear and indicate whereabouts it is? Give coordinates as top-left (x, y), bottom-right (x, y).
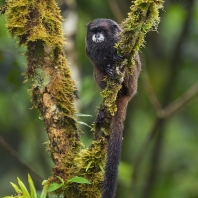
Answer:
top-left (113, 24), bottom-right (121, 30)
top-left (113, 24), bottom-right (122, 32)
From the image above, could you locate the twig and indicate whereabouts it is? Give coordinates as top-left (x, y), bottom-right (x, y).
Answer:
top-left (142, 65), bottom-right (198, 119)
top-left (131, 119), bottom-right (163, 193)
top-left (141, 66), bottom-right (162, 114)
top-left (162, 82), bottom-right (198, 118)
top-left (108, 0), bottom-right (124, 23)
top-left (141, 120), bottom-right (165, 198)
top-left (0, 135), bottom-right (43, 181)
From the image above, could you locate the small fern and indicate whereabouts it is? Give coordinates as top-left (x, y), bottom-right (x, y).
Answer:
top-left (4, 174), bottom-right (37, 198)
top-left (4, 174), bottom-right (91, 198)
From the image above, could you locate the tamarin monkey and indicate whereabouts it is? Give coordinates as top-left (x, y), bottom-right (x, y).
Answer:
top-left (85, 18), bottom-right (141, 198)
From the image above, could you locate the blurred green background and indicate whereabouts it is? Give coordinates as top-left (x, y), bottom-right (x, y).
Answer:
top-left (0, 0), bottom-right (198, 197)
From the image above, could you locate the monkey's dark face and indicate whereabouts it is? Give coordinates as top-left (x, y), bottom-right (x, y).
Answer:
top-left (86, 19), bottom-right (121, 46)
top-left (85, 19), bottom-right (122, 71)
top-left (92, 31), bottom-right (105, 43)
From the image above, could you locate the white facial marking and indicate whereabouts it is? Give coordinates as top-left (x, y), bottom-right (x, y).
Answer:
top-left (92, 33), bottom-right (105, 43)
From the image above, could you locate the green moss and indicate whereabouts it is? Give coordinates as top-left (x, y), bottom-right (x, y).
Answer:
top-left (117, 0), bottom-right (164, 72)
top-left (100, 80), bottom-right (122, 116)
top-left (73, 140), bottom-right (107, 198)
top-left (6, 0), bottom-right (64, 47)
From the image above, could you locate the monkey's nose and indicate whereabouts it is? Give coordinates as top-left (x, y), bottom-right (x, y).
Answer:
top-left (95, 33), bottom-right (101, 39)
top-left (92, 33), bottom-right (105, 43)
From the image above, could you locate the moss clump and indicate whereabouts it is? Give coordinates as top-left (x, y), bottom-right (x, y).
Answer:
top-left (6, 0), bottom-right (64, 47)
top-left (117, 0), bottom-right (164, 72)
top-left (73, 141), bottom-right (107, 198)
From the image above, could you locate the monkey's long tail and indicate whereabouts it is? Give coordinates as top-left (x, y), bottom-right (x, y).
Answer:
top-left (102, 96), bottom-right (129, 198)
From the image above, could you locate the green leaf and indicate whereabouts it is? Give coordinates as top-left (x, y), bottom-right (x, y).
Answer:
top-left (42, 180), bottom-right (48, 186)
top-left (75, 113), bottom-right (92, 117)
top-left (67, 176), bottom-right (91, 184)
top-left (17, 177), bottom-right (31, 198)
top-left (99, 164), bottom-right (104, 173)
top-left (10, 182), bottom-right (22, 194)
top-left (78, 121), bottom-right (91, 128)
top-left (48, 182), bottom-right (63, 193)
top-left (85, 161), bottom-right (93, 172)
top-left (28, 174), bottom-right (37, 198)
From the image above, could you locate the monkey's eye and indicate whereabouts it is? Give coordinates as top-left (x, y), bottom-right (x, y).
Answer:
top-left (97, 28), bottom-right (104, 33)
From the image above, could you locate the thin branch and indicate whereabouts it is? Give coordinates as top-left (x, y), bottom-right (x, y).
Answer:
top-left (162, 82), bottom-right (198, 118)
top-left (108, 0), bottom-right (124, 23)
top-left (131, 118), bottom-right (163, 194)
top-left (162, 3), bottom-right (195, 106)
top-left (141, 120), bottom-right (165, 198)
top-left (141, 65), bottom-right (162, 115)
top-left (0, 135), bottom-right (43, 181)
top-left (142, 65), bottom-right (198, 119)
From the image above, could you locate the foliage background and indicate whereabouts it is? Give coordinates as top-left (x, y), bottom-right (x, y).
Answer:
top-left (0, 0), bottom-right (198, 197)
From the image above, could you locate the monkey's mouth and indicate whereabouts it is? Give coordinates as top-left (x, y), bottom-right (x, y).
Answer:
top-left (92, 33), bottom-right (105, 43)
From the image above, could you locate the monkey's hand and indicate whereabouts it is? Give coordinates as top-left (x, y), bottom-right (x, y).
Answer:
top-left (104, 64), bottom-right (114, 77)
top-left (113, 54), bottom-right (123, 62)
top-left (104, 54), bottom-right (124, 77)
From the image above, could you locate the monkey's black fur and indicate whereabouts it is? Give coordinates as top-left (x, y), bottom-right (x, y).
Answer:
top-left (86, 19), bottom-right (122, 79)
top-left (86, 18), bottom-right (141, 198)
